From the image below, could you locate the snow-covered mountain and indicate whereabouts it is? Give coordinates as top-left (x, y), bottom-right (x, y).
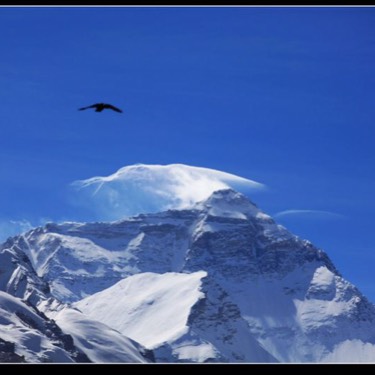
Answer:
top-left (2, 187), bottom-right (375, 363)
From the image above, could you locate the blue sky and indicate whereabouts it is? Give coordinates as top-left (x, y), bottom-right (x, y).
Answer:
top-left (1, 6), bottom-right (375, 301)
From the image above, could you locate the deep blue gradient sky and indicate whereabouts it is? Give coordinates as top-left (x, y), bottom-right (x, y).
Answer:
top-left (1, 6), bottom-right (375, 300)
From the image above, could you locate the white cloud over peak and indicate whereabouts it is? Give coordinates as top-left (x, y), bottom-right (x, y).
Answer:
top-left (70, 163), bottom-right (265, 221)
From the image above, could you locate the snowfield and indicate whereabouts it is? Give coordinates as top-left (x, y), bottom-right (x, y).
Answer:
top-left (76, 271), bottom-right (207, 349)
top-left (51, 307), bottom-right (150, 363)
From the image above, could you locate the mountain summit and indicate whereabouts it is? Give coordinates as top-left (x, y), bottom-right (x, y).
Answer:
top-left (2, 188), bottom-right (375, 362)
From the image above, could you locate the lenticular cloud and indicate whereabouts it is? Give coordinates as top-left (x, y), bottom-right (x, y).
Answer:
top-left (70, 164), bottom-right (265, 221)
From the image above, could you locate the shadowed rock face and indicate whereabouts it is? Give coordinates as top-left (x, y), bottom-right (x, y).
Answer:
top-left (0, 338), bottom-right (26, 363)
top-left (0, 243), bottom-right (51, 305)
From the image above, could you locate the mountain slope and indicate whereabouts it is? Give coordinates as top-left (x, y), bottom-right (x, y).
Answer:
top-left (0, 237), bottom-right (152, 363)
top-left (49, 307), bottom-right (151, 363)
top-left (77, 271), bottom-right (207, 349)
top-left (0, 242), bottom-right (51, 306)
top-left (0, 291), bottom-right (89, 363)
top-left (76, 271), bottom-right (275, 362)
top-left (2, 189), bottom-right (375, 362)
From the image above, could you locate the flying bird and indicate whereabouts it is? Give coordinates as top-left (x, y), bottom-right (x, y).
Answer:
top-left (78, 103), bottom-right (123, 113)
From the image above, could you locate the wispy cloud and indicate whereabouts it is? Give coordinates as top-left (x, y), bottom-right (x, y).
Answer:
top-left (0, 219), bottom-right (34, 242)
top-left (274, 209), bottom-right (346, 220)
top-left (0, 217), bottom-right (53, 243)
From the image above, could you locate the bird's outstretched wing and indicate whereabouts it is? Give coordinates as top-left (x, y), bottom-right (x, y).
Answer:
top-left (103, 104), bottom-right (123, 113)
top-left (78, 104), bottom-right (99, 111)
